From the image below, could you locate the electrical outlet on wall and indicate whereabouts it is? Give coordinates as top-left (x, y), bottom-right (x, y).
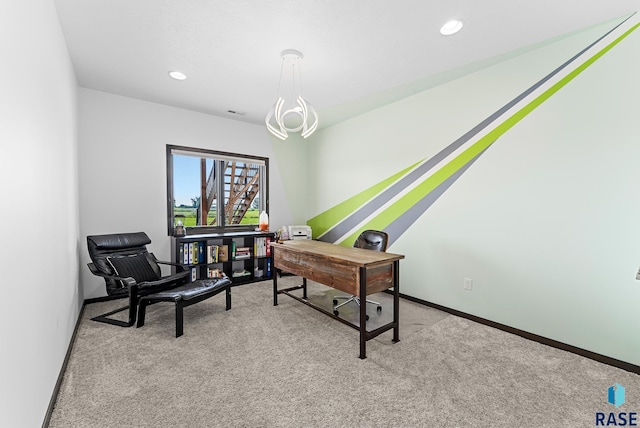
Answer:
top-left (464, 278), bottom-right (473, 291)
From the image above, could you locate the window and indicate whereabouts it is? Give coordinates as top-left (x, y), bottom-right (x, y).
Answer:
top-left (167, 145), bottom-right (268, 235)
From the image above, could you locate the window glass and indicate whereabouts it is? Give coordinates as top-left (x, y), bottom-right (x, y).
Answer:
top-left (167, 145), bottom-right (268, 235)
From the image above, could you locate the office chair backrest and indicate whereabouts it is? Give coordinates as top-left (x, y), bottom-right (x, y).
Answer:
top-left (87, 232), bottom-right (161, 295)
top-left (353, 230), bottom-right (388, 252)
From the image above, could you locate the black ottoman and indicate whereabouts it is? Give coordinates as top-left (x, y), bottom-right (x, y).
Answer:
top-left (136, 278), bottom-right (232, 337)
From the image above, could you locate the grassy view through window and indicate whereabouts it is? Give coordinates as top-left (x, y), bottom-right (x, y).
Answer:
top-left (174, 207), bottom-right (260, 227)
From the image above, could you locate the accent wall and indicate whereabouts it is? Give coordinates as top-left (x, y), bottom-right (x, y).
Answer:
top-left (305, 14), bottom-right (640, 366)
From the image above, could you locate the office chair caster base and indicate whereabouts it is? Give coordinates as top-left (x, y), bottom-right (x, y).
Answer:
top-left (377, 306), bottom-right (382, 312)
top-left (333, 309), bottom-right (369, 321)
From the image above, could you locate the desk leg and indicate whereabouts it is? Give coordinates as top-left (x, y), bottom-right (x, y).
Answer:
top-left (393, 260), bottom-right (400, 343)
top-left (359, 266), bottom-right (367, 359)
top-left (302, 277), bottom-right (308, 299)
top-left (273, 265), bottom-right (278, 306)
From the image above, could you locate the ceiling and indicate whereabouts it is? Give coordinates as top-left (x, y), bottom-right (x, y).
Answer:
top-left (53, 1), bottom-right (640, 130)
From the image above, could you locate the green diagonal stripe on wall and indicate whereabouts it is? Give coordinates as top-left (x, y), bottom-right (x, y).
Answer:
top-left (307, 160), bottom-right (423, 237)
top-left (336, 20), bottom-right (640, 247)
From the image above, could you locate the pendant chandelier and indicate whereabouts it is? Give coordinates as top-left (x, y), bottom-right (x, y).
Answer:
top-left (265, 49), bottom-right (318, 140)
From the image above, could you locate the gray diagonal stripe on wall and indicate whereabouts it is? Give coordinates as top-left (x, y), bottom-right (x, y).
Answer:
top-left (384, 149), bottom-right (486, 247)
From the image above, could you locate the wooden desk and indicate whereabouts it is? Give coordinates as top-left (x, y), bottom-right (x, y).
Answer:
top-left (271, 240), bottom-right (405, 359)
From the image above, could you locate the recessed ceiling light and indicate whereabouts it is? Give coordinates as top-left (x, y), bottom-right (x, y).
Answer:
top-left (440, 20), bottom-right (463, 36)
top-left (168, 71), bottom-right (187, 81)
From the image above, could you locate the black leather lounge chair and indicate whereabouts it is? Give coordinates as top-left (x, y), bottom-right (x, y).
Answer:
top-left (86, 232), bottom-right (231, 336)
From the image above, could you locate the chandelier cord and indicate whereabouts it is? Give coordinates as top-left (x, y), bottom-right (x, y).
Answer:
top-left (295, 56), bottom-right (304, 98)
top-left (275, 57), bottom-right (285, 99)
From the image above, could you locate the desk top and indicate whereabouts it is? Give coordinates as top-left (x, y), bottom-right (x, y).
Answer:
top-left (271, 239), bottom-right (404, 268)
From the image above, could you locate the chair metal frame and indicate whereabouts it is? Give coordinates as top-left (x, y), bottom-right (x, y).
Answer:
top-left (332, 230), bottom-right (388, 320)
top-left (86, 232), bottom-right (190, 327)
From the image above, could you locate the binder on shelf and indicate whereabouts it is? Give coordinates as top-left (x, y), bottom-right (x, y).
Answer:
top-left (265, 259), bottom-right (272, 277)
top-left (198, 242), bottom-right (205, 263)
top-left (191, 267), bottom-right (198, 282)
top-left (252, 237), bottom-right (269, 257)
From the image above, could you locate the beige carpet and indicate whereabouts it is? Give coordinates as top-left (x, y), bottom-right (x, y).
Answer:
top-left (49, 276), bottom-right (640, 427)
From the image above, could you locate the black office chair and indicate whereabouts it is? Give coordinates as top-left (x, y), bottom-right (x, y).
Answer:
top-left (86, 232), bottom-right (190, 327)
top-left (332, 230), bottom-right (389, 320)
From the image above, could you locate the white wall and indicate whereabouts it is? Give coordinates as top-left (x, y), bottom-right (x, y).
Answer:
top-left (270, 133), bottom-right (311, 226)
top-left (0, 1), bottom-right (80, 426)
top-left (78, 89), bottom-right (296, 298)
top-left (308, 16), bottom-right (640, 365)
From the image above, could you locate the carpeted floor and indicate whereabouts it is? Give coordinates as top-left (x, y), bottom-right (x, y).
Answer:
top-left (49, 276), bottom-right (640, 427)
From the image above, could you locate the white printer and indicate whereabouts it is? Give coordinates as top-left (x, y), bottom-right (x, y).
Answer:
top-left (287, 225), bottom-right (312, 240)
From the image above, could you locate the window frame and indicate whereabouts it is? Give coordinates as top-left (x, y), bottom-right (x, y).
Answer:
top-left (166, 144), bottom-right (269, 236)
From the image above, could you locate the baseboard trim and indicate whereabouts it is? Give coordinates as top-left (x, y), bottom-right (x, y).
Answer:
top-left (392, 291), bottom-right (640, 375)
top-left (42, 302), bottom-right (86, 428)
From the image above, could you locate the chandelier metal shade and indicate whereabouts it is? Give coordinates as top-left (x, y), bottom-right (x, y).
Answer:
top-left (265, 49), bottom-right (318, 140)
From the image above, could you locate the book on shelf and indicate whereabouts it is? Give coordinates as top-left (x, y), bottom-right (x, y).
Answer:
top-left (234, 246), bottom-right (251, 260)
top-left (207, 244), bottom-right (219, 263)
top-left (218, 245), bottom-right (229, 262)
top-left (232, 269), bottom-right (251, 278)
top-left (206, 268), bottom-right (224, 279)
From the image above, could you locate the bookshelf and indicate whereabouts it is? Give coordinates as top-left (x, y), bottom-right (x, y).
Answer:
top-left (171, 231), bottom-right (275, 285)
